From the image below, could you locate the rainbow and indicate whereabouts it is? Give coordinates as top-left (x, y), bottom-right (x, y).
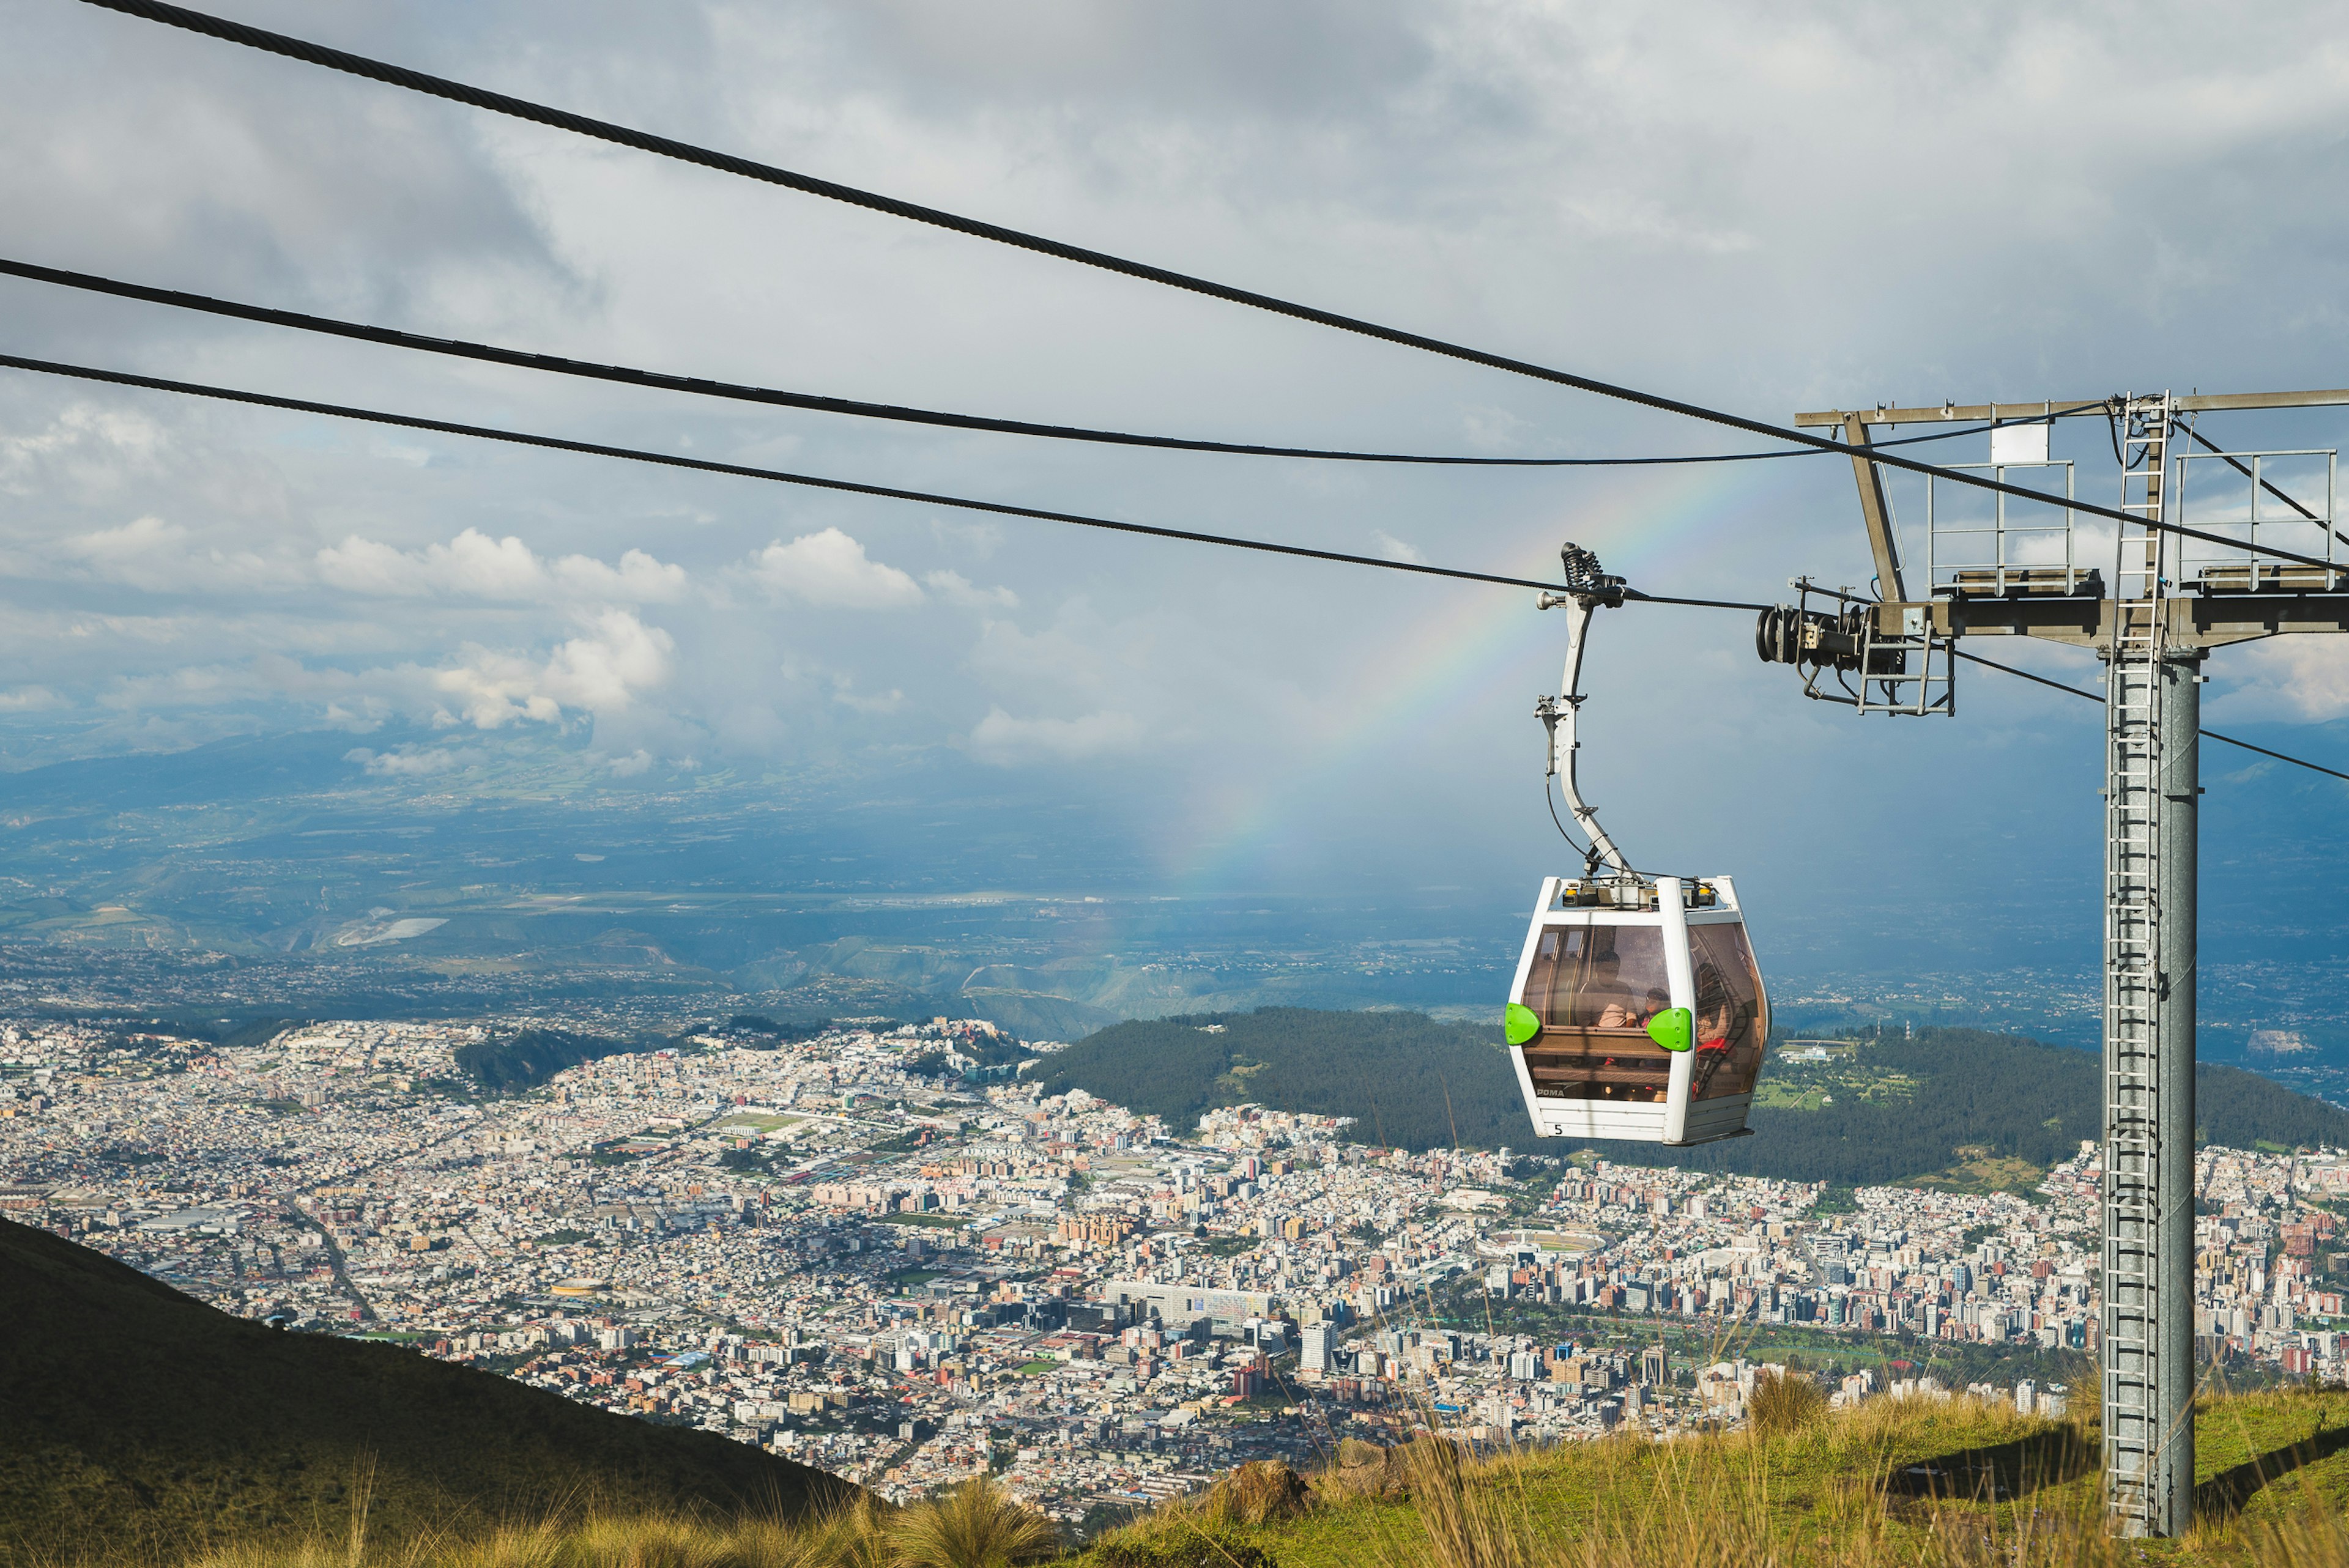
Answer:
top-left (1165, 460), bottom-right (1793, 890)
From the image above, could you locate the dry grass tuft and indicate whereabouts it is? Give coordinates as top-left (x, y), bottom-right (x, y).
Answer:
top-left (885, 1478), bottom-right (1059, 1568)
top-left (1747, 1370), bottom-right (1830, 1436)
top-left (1201, 1464), bottom-right (1311, 1527)
top-left (1077, 1495), bottom-right (1277, 1568)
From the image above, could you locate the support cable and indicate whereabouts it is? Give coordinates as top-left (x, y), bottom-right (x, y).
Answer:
top-left (0, 256), bottom-right (2032, 470)
top-left (3, 349), bottom-right (2339, 786)
top-left (1952, 648), bottom-right (2349, 784)
top-left (0, 350), bottom-right (1594, 595)
top-left (66, 0), bottom-right (2312, 552)
top-left (0, 348), bottom-right (1778, 613)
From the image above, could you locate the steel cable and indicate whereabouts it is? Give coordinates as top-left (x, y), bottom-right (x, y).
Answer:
top-left (0, 350), bottom-right (1586, 594)
top-left (1951, 648), bottom-right (2349, 784)
top-left (70, 0), bottom-right (2317, 562)
top-left (0, 254), bottom-right (2024, 470)
top-left (3, 348), bottom-right (2338, 786)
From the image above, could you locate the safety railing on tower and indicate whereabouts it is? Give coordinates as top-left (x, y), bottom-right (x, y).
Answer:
top-left (2173, 446), bottom-right (2342, 593)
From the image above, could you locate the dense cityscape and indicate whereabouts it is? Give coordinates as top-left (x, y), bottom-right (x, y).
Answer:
top-left (5, 1010), bottom-right (2344, 1526)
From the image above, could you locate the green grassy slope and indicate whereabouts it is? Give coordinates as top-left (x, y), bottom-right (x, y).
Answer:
top-left (1036, 1011), bottom-right (2349, 1177)
top-left (1114, 1387), bottom-right (2349, 1568)
top-left (0, 1218), bottom-right (853, 1562)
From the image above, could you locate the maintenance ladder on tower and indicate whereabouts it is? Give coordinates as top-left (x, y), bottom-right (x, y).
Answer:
top-left (2102, 393), bottom-right (2172, 1529)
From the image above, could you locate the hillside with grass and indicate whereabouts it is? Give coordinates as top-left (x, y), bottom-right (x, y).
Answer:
top-left (67, 1384), bottom-right (2349, 1567)
top-left (1037, 1011), bottom-right (2349, 1182)
top-left (0, 1217), bottom-right (853, 1563)
top-left (1088, 1385), bottom-right (2349, 1568)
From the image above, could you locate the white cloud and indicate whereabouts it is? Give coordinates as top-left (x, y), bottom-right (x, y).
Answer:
top-left (315, 530), bottom-right (687, 603)
top-left (431, 610), bottom-right (676, 728)
top-left (557, 549), bottom-right (690, 602)
top-left (831, 675), bottom-right (905, 714)
top-left (2216, 640), bottom-right (2349, 722)
top-left (54, 515), bottom-right (305, 594)
top-left (432, 530), bottom-right (546, 599)
top-left (924, 569), bottom-right (1018, 608)
top-left (93, 662), bottom-right (250, 711)
top-left (605, 748), bottom-right (655, 776)
top-left (1460, 406), bottom-right (1531, 453)
top-left (968, 609), bottom-right (1116, 703)
top-left (749, 528), bottom-right (924, 609)
top-left (311, 535), bottom-right (420, 596)
top-left (0, 404), bottom-right (170, 492)
top-left (1371, 530), bottom-right (1427, 565)
top-left (66, 514), bottom-right (185, 564)
top-left (343, 744), bottom-right (483, 777)
top-left (543, 610), bottom-right (677, 709)
top-left (968, 706), bottom-right (1145, 764)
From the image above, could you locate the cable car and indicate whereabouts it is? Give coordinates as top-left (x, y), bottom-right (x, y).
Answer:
top-left (1502, 546), bottom-right (1770, 1146)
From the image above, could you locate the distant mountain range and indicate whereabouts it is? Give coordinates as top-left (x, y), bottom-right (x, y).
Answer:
top-left (9, 719), bottom-right (2349, 1099)
top-left (0, 1216), bottom-right (850, 1560)
top-left (0, 726), bottom-right (1510, 1032)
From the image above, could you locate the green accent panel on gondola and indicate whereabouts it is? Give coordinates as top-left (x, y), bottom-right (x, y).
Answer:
top-left (1647, 1008), bottom-right (1693, 1053)
top-left (1504, 1003), bottom-right (1541, 1047)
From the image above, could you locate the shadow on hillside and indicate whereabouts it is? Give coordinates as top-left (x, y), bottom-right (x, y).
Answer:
top-left (1887, 1426), bottom-right (2096, 1504)
top-left (2197, 1412), bottom-right (2349, 1520)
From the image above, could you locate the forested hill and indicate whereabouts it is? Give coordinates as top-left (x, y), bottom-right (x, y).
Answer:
top-left (453, 1027), bottom-right (641, 1092)
top-left (1034, 1009), bottom-right (1525, 1148)
top-left (1674, 1028), bottom-right (2349, 1186)
top-left (1036, 1011), bottom-right (2349, 1183)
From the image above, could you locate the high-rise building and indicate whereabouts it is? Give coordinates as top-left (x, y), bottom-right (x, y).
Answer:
top-left (1301, 1322), bottom-right (1332, 1373)
top-left (1641, 1343), bottom-right (1669, 1386)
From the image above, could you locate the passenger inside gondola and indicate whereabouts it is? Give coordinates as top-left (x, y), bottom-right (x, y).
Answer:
top-left (1522, 928), bottom-right (1671, 1034)
top-left (1518, 926), bottom-right (1676, 1101)
top-left (1580, 949), bottom-right (1636, 1026)
top-left (1694, 962), bottom-right (1734, 1051)
top-left (1688, 929), bottom-right (1768, 1100)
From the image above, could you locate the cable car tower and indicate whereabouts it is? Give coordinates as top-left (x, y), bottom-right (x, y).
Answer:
top-left (1768, 387), bottom-right (2349, 1537)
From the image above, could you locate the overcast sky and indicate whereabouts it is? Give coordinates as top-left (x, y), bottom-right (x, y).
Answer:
top-left (4, 0), bottom-right (2348, 931)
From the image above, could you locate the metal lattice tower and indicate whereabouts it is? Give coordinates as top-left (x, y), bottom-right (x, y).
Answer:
top-left (1780, 382), bottom-right (2349, 1537)
top-left (2101, 393), bottom-right (2186, 1534)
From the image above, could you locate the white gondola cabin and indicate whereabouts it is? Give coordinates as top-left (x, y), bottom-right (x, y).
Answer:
top-left (1504, 544), bottom-right (1771, 1145)
top-left (1503, 873), bottom-right (1768, 1145)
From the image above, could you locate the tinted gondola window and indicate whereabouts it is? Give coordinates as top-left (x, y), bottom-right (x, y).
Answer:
top-left (1688, 923), bottom-right (1768, 1098)
top-left (1520, 925), bottom-right (1671, 1032)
